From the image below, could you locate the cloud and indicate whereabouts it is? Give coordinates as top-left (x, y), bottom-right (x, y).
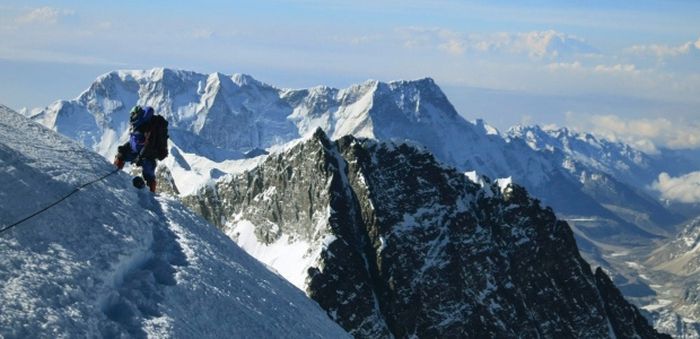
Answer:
top-left (441, 38), bottom-right (467, 55)
top-left (566, 113), bottom-right (700, 153)
top-left (627, 37), bottom-right (700, 59)
top-left (16, 6), bottom-right (74, 25)
top-left (190, 28), bottom-right (215, 39)
top-left (97, 21), bottom-right (112, 30)
top-left (397, 27), bottom-right (466, 55)
top-left (349, 35), bottom-right (374, 45)
top-left (520, 114), bottom-right (534, 125)
top-left (652, 172), bottom-right (700, 203)
top-left (396, 28), bottom-right (594, 58)
top-left (593, 63), bottom-right (639, 74)
top-left (471, 30), bottom-right (596, 59)
top-left (546, 61), bottom-right (640, 75)
top-left (331, 33), bottom-right (384, 46)
top-left (547, 61), bottom-right (583, 71)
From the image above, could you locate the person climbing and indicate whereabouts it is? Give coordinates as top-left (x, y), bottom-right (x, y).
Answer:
top-left (113, 105), bottom-right (169, 193)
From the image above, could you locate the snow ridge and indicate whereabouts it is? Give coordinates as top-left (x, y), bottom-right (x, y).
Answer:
top-left (0, 106), bottom-right (348, 338)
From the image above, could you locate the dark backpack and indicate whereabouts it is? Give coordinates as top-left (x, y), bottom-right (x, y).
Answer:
top-left (146, 115), bottom-right (169, 160)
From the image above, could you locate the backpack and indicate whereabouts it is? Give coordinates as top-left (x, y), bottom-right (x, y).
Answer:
top-left (146, 115), bottom-right (169, 160)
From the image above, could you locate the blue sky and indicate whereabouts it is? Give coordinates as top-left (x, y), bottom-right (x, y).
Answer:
top-left (1, 0), bottom-right (699, 150)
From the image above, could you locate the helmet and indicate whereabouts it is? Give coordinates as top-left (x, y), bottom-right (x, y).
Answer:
top-left (130, 105), bottom-right (145, 125)
top-left (129, 105), bottom-right (154, 128)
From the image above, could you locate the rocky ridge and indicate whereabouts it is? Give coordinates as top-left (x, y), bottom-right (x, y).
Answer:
top-left (184, 128), bottom-right (668, 338)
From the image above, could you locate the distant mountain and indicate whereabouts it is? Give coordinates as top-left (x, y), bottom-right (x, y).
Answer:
top-left (508, 125), bottom-right (684, 237)
top-left (0, 105), bottom-right (348, 338)
top-left (32, 68), bottom-right (681, 246)
top-left (184, 129), bottom-right (667, 338)
top-left (507, 125), bottom-right (656, 185)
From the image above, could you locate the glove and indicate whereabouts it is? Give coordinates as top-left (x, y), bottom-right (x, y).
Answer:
top-left (134, 155), bottom-right (143, 167)
top-left (114, 157), bottom-right (125, 170)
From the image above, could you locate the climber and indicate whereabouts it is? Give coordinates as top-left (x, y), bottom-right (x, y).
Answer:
top-left (113, 105), bottom-right (169, 193)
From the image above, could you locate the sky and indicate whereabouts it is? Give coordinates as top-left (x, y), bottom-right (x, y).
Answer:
top-left (1, 0), bottom-right (699, 151)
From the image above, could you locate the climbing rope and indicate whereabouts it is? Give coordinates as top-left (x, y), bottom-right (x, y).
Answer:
top-left (0, 169), bottom-right (120, 235)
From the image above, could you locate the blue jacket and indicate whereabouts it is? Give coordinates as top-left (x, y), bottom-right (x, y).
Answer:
top-left (128, 107), bottom-right (154, 154)
top-left (129, 131), bottom-right (147, 154)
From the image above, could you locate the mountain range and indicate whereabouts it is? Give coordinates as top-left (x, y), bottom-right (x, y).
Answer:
top-left (24, 67), bottom-right (700, 337)
top-left (30, 68), bottom-right (693, 245)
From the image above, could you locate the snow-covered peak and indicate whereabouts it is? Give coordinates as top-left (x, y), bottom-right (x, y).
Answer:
top-left (0, 107), bottom-right (348, 338)
top-left (508, 124), bottom-right (653, 185)
top-left (231, 72), bottom-right (265, 87)
top-left (473, 118), bottom-right (501, 136)
top-left (508, 124), bottom-right (582, 151)
top-left (35, 69), bottom-right (463, 164)
top-left (509, 124), bottom-right (642, 158)
top-left (386, 77), bottom-right (448, 104)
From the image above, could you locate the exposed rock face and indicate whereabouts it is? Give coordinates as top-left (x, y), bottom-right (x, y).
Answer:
top-left (594, 268), bottom-right (670, 338)
top-left (184, 129), bottom-right (667, 338)
top-left (155, 164), bottom-right (180, 196)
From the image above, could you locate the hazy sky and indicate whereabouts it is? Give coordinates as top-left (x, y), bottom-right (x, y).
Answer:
top-left (1, 0), bottom-right (699, 151)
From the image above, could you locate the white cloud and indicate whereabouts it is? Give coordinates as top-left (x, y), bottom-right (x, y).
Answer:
top-left (652, 172), bottom-right (700, 203)
top-left (547, 61), bottom-right (583, 71)
top-left (566, 113), bottom-right (700, 153)
top-left (190, 29), bottom-right (215, 39)
top-left (628, 37), bottom-right (700, 59)
top-left (328, 33), bottom-right (384, 46)
top-left (593, 63), bottom-right (639, 74)
top-left (471, 30), bottom-right (596, 59)
top-left (349, 35), bottom-right (374, 45)
top-left (396, 28), bottom-right (594, 58)
top-left (397, 27), bottom-right (467, 55)
top-left (440, 38), bottom-right (466, 55)
top-left (520, 114), bottom-right (534, 125)
top-left (97, 21), bottom-right (112, 30)
top-left (546, 61), bottom-right (640, 76)
top-left (16, 7), bottom-right (74, 25)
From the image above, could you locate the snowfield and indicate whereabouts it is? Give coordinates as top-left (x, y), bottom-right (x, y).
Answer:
top-left (0, 106), bottom-right (348, 338)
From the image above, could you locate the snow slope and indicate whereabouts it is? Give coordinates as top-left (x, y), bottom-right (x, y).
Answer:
top-left (0, 105), bottom-right (347, 338)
